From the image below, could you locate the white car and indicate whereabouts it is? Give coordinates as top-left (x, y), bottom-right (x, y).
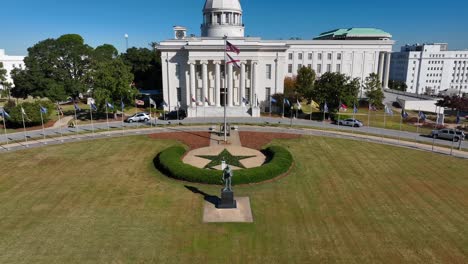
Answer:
top-left (126, 112), bottom-right (150, 123)
top-left (431, 129), bottom-right (465, 142)
top-left (338, 118), bottom-right (363, 127)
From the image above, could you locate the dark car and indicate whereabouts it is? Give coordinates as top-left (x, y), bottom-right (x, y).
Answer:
top-left (161, 109), bottom-right (187, 120)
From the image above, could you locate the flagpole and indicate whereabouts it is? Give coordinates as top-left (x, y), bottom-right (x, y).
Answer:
top-left (121, 99), bottom-right (125, 135)
top-left (149, 99), bottom-right (152, 128)
top-left (310, 101), bottom-right (313, 121)
top-left (90, 105), bottom-right (95, 137)
top-left (432, 106), bottom-right (437, 152)
top-left (367, 103), bottom-right (371, 133)
top-left (337, 100), bottom-right (341, 127)
top-left (322, 101), bottom-right (326, 122)
top-left (382, 105), bottom-right (387, 142)
top-left (417, 107), bottom-right (420, 134)
top-left (398, 111), bottom-right (403, 144)
top-left (135, 95), bottom-right (140, 129)
top-left (56, 102), bottom-right (63, 141)
top-left (223, 36), bottom-right (228, 143)
top-left (40, 108), bottom-right (46, 141)
top-left (21, 106), bottom-right (28, 145)
top-left (105, 102), bottom-right (110, 133)
top-left (74, 103), bottom-right (79, 137)
top-left (282, 98), bottom-right (285, 118)
top-left (2, 114), bottom-right (7, 146)
top-left (352, 101), bottom-right (356, 134)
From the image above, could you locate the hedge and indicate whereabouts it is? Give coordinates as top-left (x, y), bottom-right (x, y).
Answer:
top-left (154, 145), bottom-right (293, 185)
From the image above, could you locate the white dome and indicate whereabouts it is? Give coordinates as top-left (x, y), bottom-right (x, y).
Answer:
top-left (203, 0), bottom-right (242, 12)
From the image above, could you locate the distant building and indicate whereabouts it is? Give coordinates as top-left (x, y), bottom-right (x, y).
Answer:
top-left (0, 49), bottom-right (25, 89)
top-left (156, 0), bottom-right (394, 117)
top-left (390, 43), bottom-right (468, 96)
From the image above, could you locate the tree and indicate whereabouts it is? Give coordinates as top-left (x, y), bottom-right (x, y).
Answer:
top-left (3, 101), bottom-right (54, 128)
top-left (91, 58), bottom-right (136, 118)
top-left (11, 34), bottom-right (94, 101)
top-left (122, 47), bottom-right (162, 90)
top-left (312, 72), bottom-right (360, 112)
top-left (0, 62), bottom-right (11, 99)
top-left (364, 73), bottom-right (385, 107)
top-left (436, 96), bottom-right (468, 111)
top-left (295, 66), bottom-right (316, 100)
top-left (94, 44), bottom-right (118, 62)
top-left (388, 80), bottom-right (408, 92)
top-left (283, 76), bottom-right (297, 98)
top-left (0, 62), bottom-right (7, 87)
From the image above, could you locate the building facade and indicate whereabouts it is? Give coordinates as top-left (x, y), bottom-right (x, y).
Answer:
top-left (0, 49), bottom-right (25, 89)
top-left (390, 43), bottom-right (468, 96)
top-left (157, 0), bottom-right (394, 117)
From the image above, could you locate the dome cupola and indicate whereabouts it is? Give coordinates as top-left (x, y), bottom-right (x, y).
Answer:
top-left (201, 0), bottom-right (244, 38)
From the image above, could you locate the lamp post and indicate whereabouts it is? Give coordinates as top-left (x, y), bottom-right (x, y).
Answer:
top-left (124, 34), bottom-right (129, 51)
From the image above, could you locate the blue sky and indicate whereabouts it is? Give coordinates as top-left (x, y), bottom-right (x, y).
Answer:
top-left (2, 0), bottom-right (467, 55)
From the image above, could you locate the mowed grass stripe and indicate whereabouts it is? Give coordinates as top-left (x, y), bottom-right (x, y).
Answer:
top-left (0, 135), bottom-right (467, 263)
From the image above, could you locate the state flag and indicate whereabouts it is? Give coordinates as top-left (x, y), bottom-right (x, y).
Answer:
top-left (0, 108), bottom-right (10, 118)
top-left (418, 111), bottom-right (426, 121)
top-left (324, 102), bottom-right (329, 113)
top-left (149, 98), bottom-right (157, 107)
top-left (40, 106), bottom-right (48, 114)
top-left (74, 103), bottom-right (82, 111)
top-left (226, 53), bottom-right (241, 69)
top-left (106, 102), bottom-right (114, 110)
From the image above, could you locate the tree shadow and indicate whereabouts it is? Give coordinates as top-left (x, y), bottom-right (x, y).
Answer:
top-left (184, 185), bottom-right (219, 207)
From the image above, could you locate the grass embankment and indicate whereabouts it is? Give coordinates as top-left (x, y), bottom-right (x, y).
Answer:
top-left (0, 136), bottom-right (467, 263)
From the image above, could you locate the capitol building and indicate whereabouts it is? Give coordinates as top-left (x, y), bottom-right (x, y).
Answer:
top-left (157, 0), bottom-right (395, 117)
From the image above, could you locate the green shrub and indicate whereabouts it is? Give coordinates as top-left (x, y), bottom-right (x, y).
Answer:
top-left (4, 101), bottom-right (54, 128)
top-left (155, 145), bottom-right (293, 185)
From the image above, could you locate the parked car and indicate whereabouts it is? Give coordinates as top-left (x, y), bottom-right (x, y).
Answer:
top-left (161, 109), bottom-right (187, 120)
top-left (125, 112), bottom-right (150, 123)
top-left (431, 129), bottom-right (465, 142)
top-left (337, 118), bottom-right (363, 127)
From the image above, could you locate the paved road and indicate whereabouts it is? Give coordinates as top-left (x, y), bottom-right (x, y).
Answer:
top-left (1, 116), bottom-right (466, 151)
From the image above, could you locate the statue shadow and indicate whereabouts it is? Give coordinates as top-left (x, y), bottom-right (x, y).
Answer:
top-left (184, 185), bottom-right (219, 207)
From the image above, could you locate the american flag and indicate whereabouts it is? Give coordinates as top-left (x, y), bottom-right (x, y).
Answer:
top-left (226, 41), bottom-right (240, 54)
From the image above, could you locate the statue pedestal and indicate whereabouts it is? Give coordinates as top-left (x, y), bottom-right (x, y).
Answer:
top-left (218, 189), bottom-right (237, 209)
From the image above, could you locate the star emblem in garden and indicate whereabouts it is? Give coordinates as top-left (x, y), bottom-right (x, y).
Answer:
top-left (196, 149), bottom-right (255, 169)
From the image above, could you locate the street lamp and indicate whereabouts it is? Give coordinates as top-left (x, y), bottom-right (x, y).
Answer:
top-left (124, 34), bottom-right (129, 51)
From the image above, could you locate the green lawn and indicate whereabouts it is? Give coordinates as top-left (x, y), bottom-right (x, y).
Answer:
top-left (0, 136), bottom-right (467, 263)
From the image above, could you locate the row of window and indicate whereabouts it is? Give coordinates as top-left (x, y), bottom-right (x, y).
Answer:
top-left (455, 54), bottom-right (468, 58)
top-left (287, 64), bottom-right (341, 74)
top-left (288, 52), bottom-right (342, 61)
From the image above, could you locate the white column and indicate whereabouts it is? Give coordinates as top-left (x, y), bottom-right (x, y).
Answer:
top-left (240, 62), bottom-right (246, 106)
top-left (201, 61), bottom-right (208, 106)
top-left (227, 63), bottom-right (233, 107)
top-left (384, 52), bottom-right (391, 89)
top-left (252, 62), bottom-right (258, 107)
top-left (378, 52), bottom-right (385, 87)
top-left (189, 62), bottom-right (196, 107)
top-left (185, 65), bottom-right (190, 107)
top-left (215, 62), bottom-right (221, 107)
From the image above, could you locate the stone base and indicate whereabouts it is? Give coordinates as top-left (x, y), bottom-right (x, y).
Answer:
top-left (203, 197), bottom-right (253, 223)
top-left (218, 189), bottom-right (236, 209)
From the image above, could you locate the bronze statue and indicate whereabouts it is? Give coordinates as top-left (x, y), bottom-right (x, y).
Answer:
top-left (222, 165), bottom-right (233, 191)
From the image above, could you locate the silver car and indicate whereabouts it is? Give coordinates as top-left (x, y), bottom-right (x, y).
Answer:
top-left (126, 112), bottom-right (150, 123)
top-left (431, 129), bottom-right (465, 142)
top-left (338, 118), bottom-right (363, 127)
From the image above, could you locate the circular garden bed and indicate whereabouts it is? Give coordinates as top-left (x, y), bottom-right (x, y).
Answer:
top-left (154, 145), bottom-right (293, 185)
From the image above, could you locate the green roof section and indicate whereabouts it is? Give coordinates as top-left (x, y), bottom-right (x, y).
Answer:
top-left (314, 28), bottom-right (392, 40)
